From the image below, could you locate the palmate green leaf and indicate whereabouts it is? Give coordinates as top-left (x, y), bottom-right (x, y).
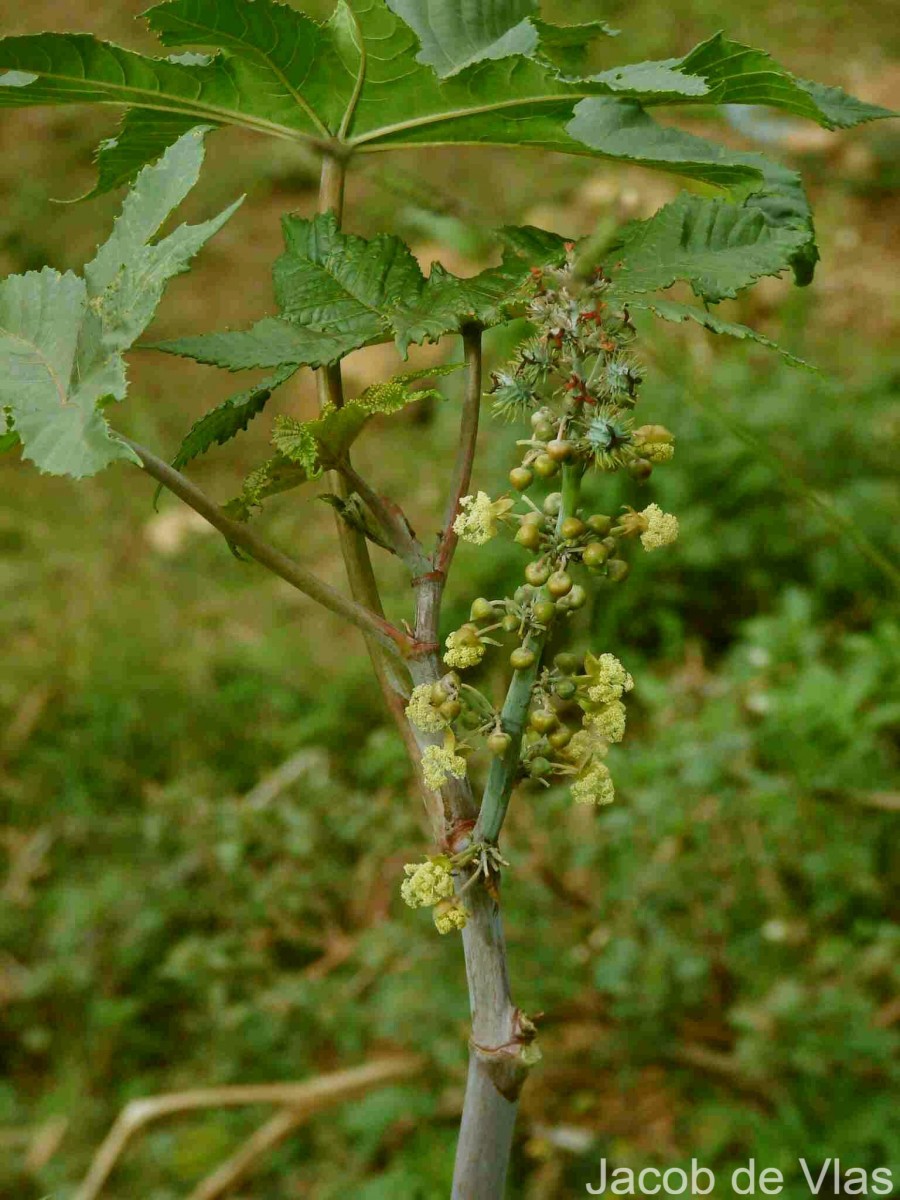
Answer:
top-left (620, 297), bottom-right (811, 368)
top-left (676, 33), bottom-right (894, 129)
top-left (171, 364), bottom-right (299, 473)
top-left (608, 192), bottom-right (807, 303)
top-left (0, 129), bottom-right (241, 477)
top-left (154, 214), bottom-right (568, 373)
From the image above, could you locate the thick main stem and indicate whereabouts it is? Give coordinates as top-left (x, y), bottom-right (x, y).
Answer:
top-left (451, 464), bottom-right (583, 1199)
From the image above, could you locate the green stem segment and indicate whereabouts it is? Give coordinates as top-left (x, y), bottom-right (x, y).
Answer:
top-left (474, 463), bottom-right (584, 844)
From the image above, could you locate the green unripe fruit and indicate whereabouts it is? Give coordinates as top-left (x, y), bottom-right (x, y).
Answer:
top-left (533, 453), bottom-right (559, 479)
top-left (529, 707), bottom-right (558, 734)
top-left (629, 458), bottom-right (653, 482)
top-left (514, 585), bottom-right (533, 605)
top-left (582, 541), bottom-right (610, 568)
top-left (509, 466), bottom-right (533, 490)
top-left (501, 613), bottom-right (520, 633)
top-left (460, 709), bottom-right (482, 729)
top-left (529, 756), bottom-right (552, 777)
top-left (515, 522), bottom-right (542, 550)
top-left (510, 647), bottom-right (537, 671)
top-left (525, 560), bottom-right (551, 587)
top-left (532, 600), bottom-right (556, 625)
top-left (542, 492), bottom-right (563, 517)
top-left (487, 731), bottom-right (512, 756)
top-left (560, 516), bottom-right (586, 541)
top-left (546, 438), bottom-right (573, 462)
top-left (602, 537), bottom-right (618, 553)
top-left (458, 623), bottom-right (481, 644)
top-left (548, 725), bottom-right (573, 750)
top-left (554, 678), bottom-right (577, 700)
top-left (531, 419), bottom-right (555, 441)
top-left (547, 570), bottom-right (573, 597)
top-left (531, 408), bottom-right (553, 431)
top-left (523, 728), bottom-right (540, 746)
top-left (430, 683), bottom-right (448, 705)
top-left (607, 558), bottom-right (630, 582)
top-left (522, 509), bottom-right (545, 525)
top-left (554, 652), bottom-right (581, 674)
top-left (470, 597), bottom-right (493, 622)
top-left (439, 699), bottom-right (462, 720)
top-left (586, 514), bottom-right (613, 536)
top-left (566, 584), bottom-right (588, 610)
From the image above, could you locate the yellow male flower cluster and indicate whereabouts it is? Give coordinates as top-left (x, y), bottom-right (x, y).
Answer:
top-left (615, 503), bottom-right (680, 551)
top-left (640, 503), bottom-right (680, 551)
top-left (633, 424), bottom-right (675, 464)
top-left (571, 762), bottom-right (616, 806)
top-left (433, 897), bottom-right (470, 934)
top-left (400, 857), bottom-right (455, 908)
top-left (422, 743), bottom-right (467, 791)
top-left (452, 492), bottom-right (515, 545)
top-left (400, 859), bottom-right (469, 934)
top-left (444, 627), bottom-right (486, 669)
top-left (405, 683), bottom-right (449, 733)
top-left (585, 653), bottom-right (634, 706)
top-left (586, 699), bottom-right (627, 744)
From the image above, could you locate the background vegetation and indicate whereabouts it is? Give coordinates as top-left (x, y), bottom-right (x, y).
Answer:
top-left (1, 0), bottom-right (898, 1196)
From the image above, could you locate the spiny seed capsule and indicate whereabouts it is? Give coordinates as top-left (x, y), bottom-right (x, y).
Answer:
top-left (470, 597), bottom-right (493, 621)
top-left (533, 453), bottom-right (559, 479)
top-left (510, 647), bottom-right (537, 671)
top-left (548, 725), bottom-right (573, 749)
top-left (586, 514), bottom-right (613, 536)
top-left (509, 466), bottom-right (533, 490)
top-left (529, 707), bottom-right (558, 733)
top-left (542, 492), bottom-right (563, 517)
top-left (525, 560), bottom-right (551, 587)
top-left (547, 570), bottom-right (573, 598)
top-left (582, 541), bottom-right (610, 569)
top-left (554, 678), bottom-right (577, 700)
top-left (487, 731), bottom-right (512, 756)
top-left (532, 600), bottom-right (556, 624)
top-left (515, 522), bottom-right (542, 550)
top-left (501, 613), bottom-right (520, 632)
top-left (554, 652), bottom-right (581, 674)
top-left (607, 558), bottom-right (630, 582)
top-left (546, 438), bottom-right (574, 462)
top-left (560, 516), bottom-right (586, 541)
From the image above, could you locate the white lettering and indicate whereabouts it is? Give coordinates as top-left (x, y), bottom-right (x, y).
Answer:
top-left (799, 1159), bottom-right (832, 1195)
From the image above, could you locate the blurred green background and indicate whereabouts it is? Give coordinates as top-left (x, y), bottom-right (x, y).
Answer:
top-left (1, 1), bottom-right (899, 1197)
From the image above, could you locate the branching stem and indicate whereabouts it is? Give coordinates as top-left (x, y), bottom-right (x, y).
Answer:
top-left (122, 438), bottom-right (416, 661)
